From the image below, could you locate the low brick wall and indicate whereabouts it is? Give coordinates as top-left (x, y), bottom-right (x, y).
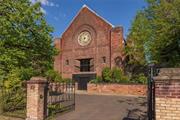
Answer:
top-left (87, 83), bottom-right (147, 96)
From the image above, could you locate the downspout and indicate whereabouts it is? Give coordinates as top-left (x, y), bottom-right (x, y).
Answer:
top-left (110, 28), bottom-right (112, 69)
top-left (60, 37), bottom-right (63, 75)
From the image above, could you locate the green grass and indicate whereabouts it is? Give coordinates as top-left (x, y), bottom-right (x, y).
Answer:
top-left (0, 115), bottom-right (23, 120)
top-left (1, 109), bottom-right (26, 119)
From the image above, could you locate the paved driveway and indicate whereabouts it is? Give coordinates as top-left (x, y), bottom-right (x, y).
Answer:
top-left (57, 94), bottom-right (147, 120)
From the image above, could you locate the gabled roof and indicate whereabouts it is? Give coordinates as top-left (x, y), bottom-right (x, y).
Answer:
top-left (60, 4), bottom-right (114, 37)
top-left (82, 5), bottom-right (114, 27)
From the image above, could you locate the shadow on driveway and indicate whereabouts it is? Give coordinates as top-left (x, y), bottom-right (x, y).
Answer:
top-left (57, 94), bottom-right (147, 120)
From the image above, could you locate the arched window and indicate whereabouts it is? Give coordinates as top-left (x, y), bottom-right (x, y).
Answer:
top-left (65, 60), bottom-right (69, 65)
top-left (114, 56), bottom-right (122, 67)
top-left (102, 56), bottom-right (106, 63)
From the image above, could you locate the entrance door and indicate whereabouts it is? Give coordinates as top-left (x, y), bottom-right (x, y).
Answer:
top-left (72, 73), bottom-right (96, 91)
top-left (78, 77), bottom-right (88, 90)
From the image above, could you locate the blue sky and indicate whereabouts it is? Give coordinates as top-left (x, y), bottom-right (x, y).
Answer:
top-left (31, 0), bottom-right (147, 38)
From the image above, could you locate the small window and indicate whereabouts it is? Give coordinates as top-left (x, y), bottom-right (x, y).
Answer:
top-left (102, 56), bottom-right (106, 63)
top-left (80, 59), bottom-right (90, 72)
top-left (65, 60), bottom-right (69, 65)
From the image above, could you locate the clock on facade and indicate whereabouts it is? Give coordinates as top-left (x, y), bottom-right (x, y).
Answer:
top-left (78, 31), bottom-right (91, 46)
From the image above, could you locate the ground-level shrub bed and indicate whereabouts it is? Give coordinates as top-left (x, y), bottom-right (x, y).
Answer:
top-left (90, 67), bottom-right (147, 84)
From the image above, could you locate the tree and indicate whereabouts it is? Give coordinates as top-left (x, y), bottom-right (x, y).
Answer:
top-left (0, 0), bottom-right (58, 85)
top-left (127, 0), bottom-right (180, 67)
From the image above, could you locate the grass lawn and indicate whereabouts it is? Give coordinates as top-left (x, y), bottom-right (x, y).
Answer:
top-left (0, 115), bottom-right (23, 120)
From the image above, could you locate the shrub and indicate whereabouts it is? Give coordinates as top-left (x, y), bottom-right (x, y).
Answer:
top-left (112, 67), bottom-right (130, 83)
top-left (89, 76), bottom-right (102, 84)
top-left (121, 76), bottom-right (130, 83)
top-left (2, 68), bottom-right (26, 112)
top-left (102, 67), bottom-right (112, 83)
top-left (112, 67), bottom-right (123, 82)
top-left (131, 73), bottom-right (147, 84)
top-left (45, 69), bottom-right (62, 82)
top-left (99, 67), bottom-right (130, 83)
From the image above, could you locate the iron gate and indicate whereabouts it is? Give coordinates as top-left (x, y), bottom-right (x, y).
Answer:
top-left (147, 64), bottom-right (159, 120)
top-left (47, 80), bottom-right (75, 116)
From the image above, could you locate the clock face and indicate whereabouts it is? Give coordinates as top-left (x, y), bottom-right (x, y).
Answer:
top-left (78, 31), bottom-right (91, 46)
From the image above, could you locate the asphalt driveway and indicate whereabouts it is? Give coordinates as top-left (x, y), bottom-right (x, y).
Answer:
top-left (57, 94), bottom-right (147, 120)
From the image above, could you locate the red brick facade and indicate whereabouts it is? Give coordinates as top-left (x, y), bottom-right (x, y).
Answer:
top-left (54, 5), bottom-right (125, 78)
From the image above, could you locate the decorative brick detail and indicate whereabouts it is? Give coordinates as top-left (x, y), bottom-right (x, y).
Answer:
top-left (87, 83), bottom-right (147, 96)
top-left (154, 68), bottom-right (180, 120)
top-left (26, 77), bottom-right (48, 120)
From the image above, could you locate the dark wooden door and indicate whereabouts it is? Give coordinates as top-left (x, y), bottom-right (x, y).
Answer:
top-left (72, 73), bottom-right (96, 91)
top-left (78, 77), bottom-right (88, 90)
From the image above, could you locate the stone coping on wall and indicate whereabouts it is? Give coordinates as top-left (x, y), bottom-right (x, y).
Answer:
top-left (26, 77), bottom-right (48, 84)
top-left (89, 82), bottom-right (147, 85)
top-left (158, 68), bottom-right (180, 75)
top-left (154, 68), bottom-right (180, 80)
top-left (154, 76), bottom-right (180, 80)
top-left (87, 83), bottom-right (147, 96)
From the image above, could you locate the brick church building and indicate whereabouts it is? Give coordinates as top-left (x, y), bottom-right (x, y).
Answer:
top-left (54, 5), bottom-right (125, 90)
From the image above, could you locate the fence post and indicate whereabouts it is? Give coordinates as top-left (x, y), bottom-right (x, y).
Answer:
top-left (26, 77), bottom-right (48, 120)
top-left (147, 63), bottom-right (156, 120)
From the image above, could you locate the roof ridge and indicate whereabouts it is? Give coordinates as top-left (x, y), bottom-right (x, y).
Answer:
top-left (82, 4), bottom-right (88, 8)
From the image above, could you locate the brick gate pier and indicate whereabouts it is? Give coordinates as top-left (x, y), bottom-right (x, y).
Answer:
top-left (154, 68), bottom-right (180, 120)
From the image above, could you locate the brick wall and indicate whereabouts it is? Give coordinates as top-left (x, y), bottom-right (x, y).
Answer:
top-left (53, 6), bottom-right (125, 78)
top-left (87, 83), bottom-right (147, 96)
top-left (154, 68), bottom-right (180, 120)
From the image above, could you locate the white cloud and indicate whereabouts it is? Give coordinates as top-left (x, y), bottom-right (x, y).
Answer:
top-left (30, 0), bottom-right (59, 7)
top-left (30, 0), bottom-right (59, 15)
top-left (40, 7), bottom-right (46, 14)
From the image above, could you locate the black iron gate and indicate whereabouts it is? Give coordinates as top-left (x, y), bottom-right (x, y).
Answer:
top-left (147, 64), bottom-right (159, 120)
top-left (47, 80), bottom-right (75, 117)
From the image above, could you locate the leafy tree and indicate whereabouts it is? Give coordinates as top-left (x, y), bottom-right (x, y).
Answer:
top-left (0, 0), bottom-right (58, 112)
top-left (0, 0), bottom-right (57, 83)
top-left (127, 0), bottom-right (180, 67)
top-left (126, 12), bottom-right (150, 66)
